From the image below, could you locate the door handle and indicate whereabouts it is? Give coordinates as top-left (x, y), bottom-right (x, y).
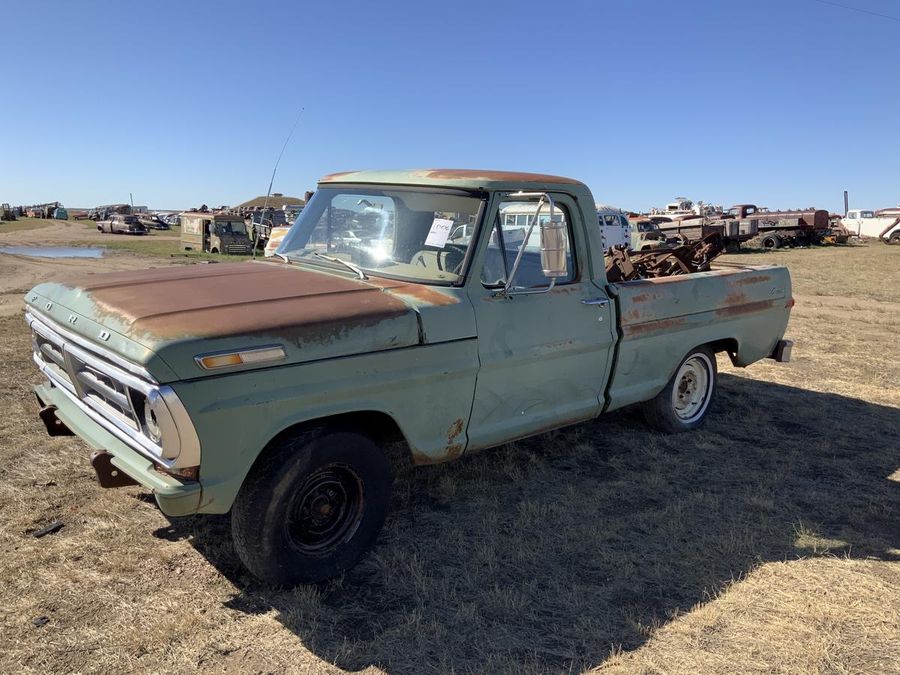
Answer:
top-left (581, 297), bottom-right (609, 307)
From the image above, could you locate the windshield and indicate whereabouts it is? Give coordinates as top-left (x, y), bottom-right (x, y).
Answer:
top-left (217, 221), bottom-right (247, 235)
top-left (278, 187), bottom-right (485, 284)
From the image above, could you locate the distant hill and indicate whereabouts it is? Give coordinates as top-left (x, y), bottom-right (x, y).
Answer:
top-left (237, 193), bottom-right (305, 209)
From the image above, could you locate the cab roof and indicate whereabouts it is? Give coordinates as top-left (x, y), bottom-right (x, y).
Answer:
top-left (318, 168), bottom-right (585, 191)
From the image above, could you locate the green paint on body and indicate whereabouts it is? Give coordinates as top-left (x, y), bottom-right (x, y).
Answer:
top-left (23, 170), bottom-right (793, 515)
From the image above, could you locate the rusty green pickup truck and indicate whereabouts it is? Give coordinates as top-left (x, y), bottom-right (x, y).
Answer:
top-left (25, 170), bottom-right (793, 585)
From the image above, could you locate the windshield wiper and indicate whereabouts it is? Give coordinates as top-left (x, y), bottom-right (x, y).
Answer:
top-left (313, 251), bottom-right (368, 280)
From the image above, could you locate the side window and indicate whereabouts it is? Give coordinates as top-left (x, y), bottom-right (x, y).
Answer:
top-left (480, 200), bottom-right (576, 288)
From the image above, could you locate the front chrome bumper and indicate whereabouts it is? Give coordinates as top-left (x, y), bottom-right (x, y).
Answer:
top-left (35, 382), bottom-right (202, 516)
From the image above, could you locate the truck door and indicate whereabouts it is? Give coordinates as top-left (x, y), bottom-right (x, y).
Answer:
top-left (465, 193), bottom-right (617, 451)
top-left (844, 211), bottom-right (861, 236)
top-left (203, 220), bottom-right (212, 251)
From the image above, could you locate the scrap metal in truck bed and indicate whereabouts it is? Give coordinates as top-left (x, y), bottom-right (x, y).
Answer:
top-left (24, 168), bottom-right (793, 585)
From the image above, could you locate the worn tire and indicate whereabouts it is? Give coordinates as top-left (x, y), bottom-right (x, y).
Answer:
top-left (641, 347), bottom-right (717, 433)
top-left (888, 232), bottom-right (900, 245)
top-left (231, 430), bottom-right (392, 586)
top-left (762, 235), bottom-right (780, 249)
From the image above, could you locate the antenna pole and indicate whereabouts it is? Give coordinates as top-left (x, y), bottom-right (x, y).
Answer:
top-left (253, 107), bottom-right (305, 258)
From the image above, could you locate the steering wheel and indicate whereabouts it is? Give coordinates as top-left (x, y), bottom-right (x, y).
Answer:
top-left (443, 244), bottom-right (468, 275)
top-left (411, 244), bottom-right (468, 275)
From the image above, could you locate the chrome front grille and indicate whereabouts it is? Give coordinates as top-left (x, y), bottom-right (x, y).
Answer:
top-left (71, 356), bottom-right (140, 430)
top-left (32, 327), bottom-right (75, 392)
top-left (28, 312), bottom-right (162, 457)
top-left (27, 310), bottom-right (201, 469)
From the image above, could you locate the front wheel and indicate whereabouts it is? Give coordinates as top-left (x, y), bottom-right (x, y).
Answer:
top-left (231, 430), bottom-right (392, 586)
top-left (642, 347), bottom-right (717, 433)
top-left (888, 232), bottom-right (900, 245)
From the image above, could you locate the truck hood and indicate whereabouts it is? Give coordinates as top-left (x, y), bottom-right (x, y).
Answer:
top-left (25, 261), bottom-right (463, 382)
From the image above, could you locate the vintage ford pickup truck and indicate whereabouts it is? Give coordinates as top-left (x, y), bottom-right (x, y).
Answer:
top-left (25, 169), bottom-right (793, 585)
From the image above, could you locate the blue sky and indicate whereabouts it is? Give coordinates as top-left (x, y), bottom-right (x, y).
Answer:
top-left (2, 0), bottom-right (898, 212)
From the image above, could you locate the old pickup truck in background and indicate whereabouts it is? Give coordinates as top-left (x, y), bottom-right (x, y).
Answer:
top-left (842, 208), bottom-right (900, 244)
top-left (25, 169), bottom-right (793, 585)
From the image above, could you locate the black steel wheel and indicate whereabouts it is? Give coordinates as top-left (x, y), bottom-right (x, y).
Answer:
top-left (231, 430), bottom-right (392, 586)
top-left (286, 463), bottom-right (364, 556)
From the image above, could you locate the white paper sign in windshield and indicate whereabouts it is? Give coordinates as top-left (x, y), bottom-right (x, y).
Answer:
top-left (424, 218), bottom-right (454, 248)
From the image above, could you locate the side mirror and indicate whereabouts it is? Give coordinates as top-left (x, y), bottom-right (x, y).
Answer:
top-left (499, 192), bottom-right (567, 296)
top-left (540, 214), bottom-right (568, 278)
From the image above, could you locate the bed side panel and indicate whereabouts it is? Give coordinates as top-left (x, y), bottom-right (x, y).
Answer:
top-left (606, 265), bottom-right (792, 411)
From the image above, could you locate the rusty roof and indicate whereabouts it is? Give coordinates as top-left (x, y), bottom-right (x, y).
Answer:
top-left (318, 168), bottom-right (584, 190)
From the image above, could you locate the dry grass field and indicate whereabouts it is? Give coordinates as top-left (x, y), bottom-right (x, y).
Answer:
top-left (0, 237), bottom-right (898, 674)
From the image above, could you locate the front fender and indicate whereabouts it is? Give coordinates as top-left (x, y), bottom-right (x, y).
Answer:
top-left (172, 340), bottom-right (478, 514)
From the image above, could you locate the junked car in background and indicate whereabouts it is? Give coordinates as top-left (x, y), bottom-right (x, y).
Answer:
top-left (97, 214), bottom-right (147, 235)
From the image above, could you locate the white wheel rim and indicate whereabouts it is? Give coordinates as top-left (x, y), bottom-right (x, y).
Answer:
top-left (671, 354), bottom-right (713, 422)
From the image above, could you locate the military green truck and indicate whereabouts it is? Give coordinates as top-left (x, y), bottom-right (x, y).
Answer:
top-left (25, 169), bottom-right (793, 585)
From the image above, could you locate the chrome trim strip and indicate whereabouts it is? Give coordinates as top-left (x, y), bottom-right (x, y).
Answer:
top-left (32, 353), bottom-right (76, 395)
top-left (158, 386), bottom-right (200, 466)
top-left (26, 312), bottom-right (157, 384)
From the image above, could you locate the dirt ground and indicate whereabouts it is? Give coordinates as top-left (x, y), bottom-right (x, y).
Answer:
top-left (0, 231), bottom-right (898, 674)
top-left (0, 220), bottom-right (195, 318)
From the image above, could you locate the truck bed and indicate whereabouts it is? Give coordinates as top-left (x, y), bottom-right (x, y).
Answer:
top-left (605, 263), bottom-right (792, 411)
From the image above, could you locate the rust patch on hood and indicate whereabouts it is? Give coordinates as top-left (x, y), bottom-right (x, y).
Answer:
top-left (63, 262), bottom-right (416, 343)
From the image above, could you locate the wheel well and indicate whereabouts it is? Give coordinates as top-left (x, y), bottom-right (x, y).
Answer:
top-left (253, 411), bottom-right (411, 474)
top-left (705, 338), bottom-right (739, 364)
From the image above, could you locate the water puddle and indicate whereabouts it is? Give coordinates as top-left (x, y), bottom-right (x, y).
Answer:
top-left (0, 246), bottom-right (105, 259)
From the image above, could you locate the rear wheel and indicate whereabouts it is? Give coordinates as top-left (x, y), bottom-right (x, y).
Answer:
top-left (888, 232), bottom-right (900, 245)
top-left (231, 430), bottom-right (392, 586)
top-left (642, 347), bottom-right (717, 433)
top-left (762, 235), bottom-right (780, 249)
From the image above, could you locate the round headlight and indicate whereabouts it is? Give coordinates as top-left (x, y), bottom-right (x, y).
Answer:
top-left (144, 397), bottom-right (162, 444)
